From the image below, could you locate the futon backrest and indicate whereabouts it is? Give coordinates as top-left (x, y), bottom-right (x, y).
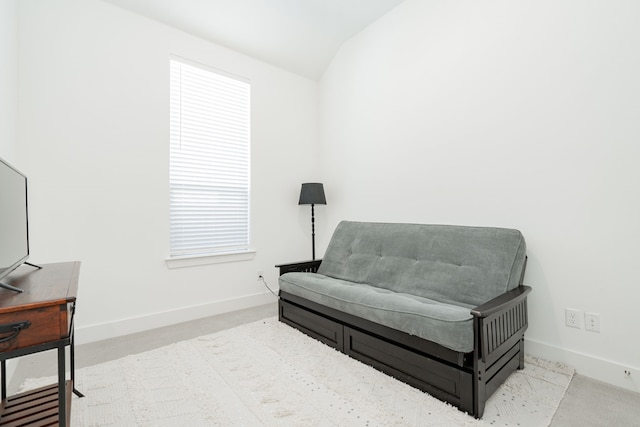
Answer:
top-left (317, 221), bottom-right (527, 307)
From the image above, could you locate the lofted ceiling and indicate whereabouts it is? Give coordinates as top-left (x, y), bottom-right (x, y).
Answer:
top-left (102, 0), bottom-right (406, 80)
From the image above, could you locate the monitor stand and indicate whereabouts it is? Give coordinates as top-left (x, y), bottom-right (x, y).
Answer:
top-left (0, 282), bottom-right (24, 293)
top-left (0, 262), bottom-right (42, 293)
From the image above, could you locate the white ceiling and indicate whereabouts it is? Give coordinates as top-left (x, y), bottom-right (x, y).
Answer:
top-left (103, 0), bottom-right (406, 80)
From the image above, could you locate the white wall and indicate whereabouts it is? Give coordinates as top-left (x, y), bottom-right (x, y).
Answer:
top-left (0, 0), bottom-right (18, 162)
top-left (320, 0), bottom-right (640, 390)
top-left (18, 0), bottom-right (320, 343)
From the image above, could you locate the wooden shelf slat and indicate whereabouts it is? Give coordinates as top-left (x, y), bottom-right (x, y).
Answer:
top-left (0, 381), bottom-right (72, 426)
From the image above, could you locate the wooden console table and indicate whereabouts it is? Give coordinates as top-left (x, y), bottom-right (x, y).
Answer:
top-left (0, 262), bottom-right (82, 426)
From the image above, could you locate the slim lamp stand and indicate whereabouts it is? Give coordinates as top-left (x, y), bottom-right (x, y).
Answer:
top-left (298, 183), bottom-right (326, 262)
top-left (311, 203), bottom-right (316, 260)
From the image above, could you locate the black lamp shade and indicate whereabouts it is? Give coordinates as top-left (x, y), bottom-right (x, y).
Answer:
top-left (298, 183), bottom-right (326, 205)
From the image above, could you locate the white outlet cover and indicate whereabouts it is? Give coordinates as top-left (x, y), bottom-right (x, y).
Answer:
top-left (585, 312), bottom-right (601, 332)
top-left (565, 308), bottom-right (583, 329)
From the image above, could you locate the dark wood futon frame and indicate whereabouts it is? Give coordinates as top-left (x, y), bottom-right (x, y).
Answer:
top-left (276, 258), bottom-right (531, 418)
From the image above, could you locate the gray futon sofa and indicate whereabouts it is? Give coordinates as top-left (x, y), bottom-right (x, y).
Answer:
top-left (276, 221), bottom-right (531, 418)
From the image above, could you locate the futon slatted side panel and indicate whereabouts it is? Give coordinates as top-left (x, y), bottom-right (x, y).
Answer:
top-left (481, 299), bottom-right (528, 368)
top-left (473, 297), bottom-right (529, 418)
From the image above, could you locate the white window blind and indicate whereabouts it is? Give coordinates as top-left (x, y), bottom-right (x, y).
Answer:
top-left (169, 58), bottom-right (250, 258)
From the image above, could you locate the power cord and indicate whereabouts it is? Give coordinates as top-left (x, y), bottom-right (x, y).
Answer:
top-left (259, 274), bottom-right (279, 298)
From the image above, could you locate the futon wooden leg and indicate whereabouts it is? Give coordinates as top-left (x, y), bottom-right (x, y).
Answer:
top-left (518, 337), bottom-right (526, 369)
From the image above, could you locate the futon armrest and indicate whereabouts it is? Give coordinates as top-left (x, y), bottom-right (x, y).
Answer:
top-left (275, 259), bottom-right (322, 276)
top-left (471, 285), bottom-right (532, 318)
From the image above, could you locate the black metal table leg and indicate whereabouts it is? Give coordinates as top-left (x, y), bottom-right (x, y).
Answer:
top-left (1, 359), bottom-right (5, 400)
top-left (71, 331), bottom-right (84, 398)
top-left (58, 344), bottom-right (66, 426)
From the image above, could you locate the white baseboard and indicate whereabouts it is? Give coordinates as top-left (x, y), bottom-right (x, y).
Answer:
top-left (526, 338), bottom-right (640, 393)
top-left (74, 292), bottom-right (277, 346)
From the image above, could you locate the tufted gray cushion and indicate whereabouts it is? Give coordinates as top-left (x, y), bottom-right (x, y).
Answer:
top-left (279, 272), bottom-right (476, 352)
top-left (317, 221), bottom-right (526, 307)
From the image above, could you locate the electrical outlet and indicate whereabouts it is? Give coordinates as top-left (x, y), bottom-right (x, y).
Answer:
top-left (565, 308), bottom-right (582, 329)
top-left (585, 312), bottom-right (600, 332)
top-left (257, 270), bottom-right (264, 281)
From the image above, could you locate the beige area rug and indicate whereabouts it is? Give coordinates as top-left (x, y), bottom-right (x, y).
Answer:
top-left (21, 318), bottom-right (573, 426)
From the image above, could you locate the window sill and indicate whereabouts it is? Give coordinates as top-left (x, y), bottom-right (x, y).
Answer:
top-left (166, 250), bottom-right (256, 269)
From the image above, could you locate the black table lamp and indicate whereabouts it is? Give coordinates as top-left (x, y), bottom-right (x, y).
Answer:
top-left (299, 183), bottom-right (326, 260)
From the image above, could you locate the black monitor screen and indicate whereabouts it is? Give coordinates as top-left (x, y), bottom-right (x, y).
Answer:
top-left (0, 157), bottom-right (29, 282)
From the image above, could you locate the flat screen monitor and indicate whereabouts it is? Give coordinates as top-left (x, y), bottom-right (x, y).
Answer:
top-left (0, 156), bottom-right (30, 290)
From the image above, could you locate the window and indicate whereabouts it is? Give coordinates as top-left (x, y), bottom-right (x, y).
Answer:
top-left (169, 57), bottom-right (251, 259)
